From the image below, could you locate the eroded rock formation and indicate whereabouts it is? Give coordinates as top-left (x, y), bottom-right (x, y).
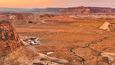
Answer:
top-left (0, 20), bottom-right (23, 64)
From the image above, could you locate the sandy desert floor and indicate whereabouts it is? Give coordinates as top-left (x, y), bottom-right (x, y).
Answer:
top-left (15, 18), bottom-right (115, 65)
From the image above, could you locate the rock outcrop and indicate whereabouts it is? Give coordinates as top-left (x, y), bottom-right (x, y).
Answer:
top-left (0, 20), bottom-right (23, 64)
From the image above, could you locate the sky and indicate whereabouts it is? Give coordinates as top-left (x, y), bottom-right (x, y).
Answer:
top-left (0, 0), bottom-right (115, 8)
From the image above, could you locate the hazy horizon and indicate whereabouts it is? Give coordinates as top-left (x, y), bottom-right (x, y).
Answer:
top-left (1, 6), bottom-right (115, 9)
top-left (0, 0), bottom-right (115, 8)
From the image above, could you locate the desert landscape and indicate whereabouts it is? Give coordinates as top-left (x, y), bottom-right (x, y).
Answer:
top-left (0, 6), bottom-right (115, 65)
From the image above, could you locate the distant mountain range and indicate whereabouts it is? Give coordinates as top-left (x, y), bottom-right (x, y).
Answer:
top-left (0, 6), bottom-right (115, 15)
top-left (0, 7), bottom-right (63, 14)
top-left (62, 6), bottom-right (115, 15)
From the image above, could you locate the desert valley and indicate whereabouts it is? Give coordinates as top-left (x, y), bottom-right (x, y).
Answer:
top-left (0, 6), bottom-right (115, 65)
